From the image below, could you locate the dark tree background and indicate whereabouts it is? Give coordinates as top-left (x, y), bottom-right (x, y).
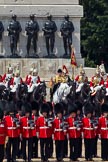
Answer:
top-left (79, 0), bottom-right (108, 69)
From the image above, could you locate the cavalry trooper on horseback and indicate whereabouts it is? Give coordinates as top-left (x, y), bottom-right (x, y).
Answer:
top-left (2, 64), bottom-right (14, 88)
top-left (10, 69), bottom-right (23, 92)
top-left (75, 64), bottom-right (88, 93)
top-left (90, 65), bottom-right (104, 95)
top-left (27, 68), bottom-right (41, 93)
top-left (25, 67), bottom-right (33, 85)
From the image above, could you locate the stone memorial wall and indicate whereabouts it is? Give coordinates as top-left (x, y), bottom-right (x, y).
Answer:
top-left (0, 0), bottom-right (84, 78)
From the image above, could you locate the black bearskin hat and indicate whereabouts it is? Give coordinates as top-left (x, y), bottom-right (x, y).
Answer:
top-left (40, 103), bottom-right (49, 114)
top-left (54, 103), bottom-right (63, 115)
top-left (22, 103), bottom-right (32, 114)
top-left (75, 101), bottom-right (82, 112)
top-left (101, 103), bottom-right (108, 113)
top-left (0, 108), bottom-right (4, 120)
top-left (84, 102), bottom-right (93, 116)
top-left (31, 101), bottom-right (39, 112)
top-left (6, 101), bottom-right (16, 115)
top-left (15, 101), bottom-right (22, 111)
top-left (68, 103), bottom-right (77, 114)
top-left (47, 101), bottom-right (53, 112)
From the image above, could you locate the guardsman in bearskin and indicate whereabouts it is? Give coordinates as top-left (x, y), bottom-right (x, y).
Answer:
top-left (2, 64), bottom-right (14, 87)
top-left (92, 105), bottom-right (99, 158)
top-left (20, 103), bottom-right (33, 162)
top-left (98, 103), bottom-right (108, 161)
top-left (75, 101), bottom-right (83, 158)
top-left (16, 101), bottom-right (23, 158)
top-left (31, 101), bottom-right (39, 158)
top-left (82, 103), bottom-right (96, 161)
top-left (66, 103), bottom-right (82, 161)
top-left (25, 68), bottom-right (33, 85)
top-left (53, 103), bottom-right (66, 162)
top-left (0, 108), bottom-right (6, 162)
top-left (36, 103), bottom-right (51, 162)
top-left (47, 101), bottom-right (54, 158)
top-left (5, 102), bottom-right (20, 162)
top-left (75, 64), bottom-right (88, 93)
top-left (10, 69), bottom-right (23, 92)
top-left (61, 102), bottom-right (68, 158)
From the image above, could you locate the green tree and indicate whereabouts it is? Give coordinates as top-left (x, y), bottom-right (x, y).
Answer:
top-left (80, 0), bottom-right (108, 68)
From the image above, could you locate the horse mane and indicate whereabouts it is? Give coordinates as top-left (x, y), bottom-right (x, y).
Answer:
top-left (52, 83), bottom-right (60, 95)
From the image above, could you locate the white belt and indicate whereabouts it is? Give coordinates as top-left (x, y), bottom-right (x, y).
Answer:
top-left (101, 128), bottom-right (108, 130)
top-left (40, 126), bottom-right (49, 129)
top-left (55, 129), bottom-right (63, 131)
top-left (83, 127), bottom-right (94, 130)
top-left (68, 127), bottom-right (77, 130)
top-left (23, 127), bottom-right (31, 129)
top-left (0, 134), bottom-right (5, 137)
top-left (7, 127), bottom-right (17, 130)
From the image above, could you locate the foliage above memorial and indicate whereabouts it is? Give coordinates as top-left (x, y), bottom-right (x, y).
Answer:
top-left (80, 0), bottom-right (108, 68)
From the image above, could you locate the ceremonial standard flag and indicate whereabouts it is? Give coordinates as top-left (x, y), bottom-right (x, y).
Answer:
top-left (70, 48), bottom-right (77, 67)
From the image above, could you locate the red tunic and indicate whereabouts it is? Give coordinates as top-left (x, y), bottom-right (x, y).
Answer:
top-left (25, 75), bottom-right (32, 85)
top-left (36, 115), bottom-right (52, 138)
top-left (20, 116), bottom-right (34, 138)
top-left (98, 116), bottom-right (108, 139)
top-left (67, 117), bottom-right (82, 139)
top-left (53, 117), bottom-right (65, 141)
top-left (0, 121), bottom-right (6, 144)
top-left (11, 77), bottom-right (23, 86)
top-left (5, 115), bottom-right (20, 138)
top-left (82, 117), bottom-right (96, 139)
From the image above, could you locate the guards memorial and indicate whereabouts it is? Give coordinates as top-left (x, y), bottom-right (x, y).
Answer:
top-left (0, 0), bottom-right (84, 78)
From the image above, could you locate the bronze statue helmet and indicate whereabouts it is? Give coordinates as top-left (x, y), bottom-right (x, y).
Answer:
top-left (30, 14), bottom-right (35, 19)
top-left (12, 14), bottom-right (17, 19)
top-left (47, 14), bottom-right (52, 20)
top-left (64, 15), bottom-right (69, 20)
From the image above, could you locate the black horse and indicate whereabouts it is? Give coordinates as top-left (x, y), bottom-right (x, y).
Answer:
top-left (26, 81), bottom-right (47, 104)
top-left (0, 85), bottom-right (7, 99)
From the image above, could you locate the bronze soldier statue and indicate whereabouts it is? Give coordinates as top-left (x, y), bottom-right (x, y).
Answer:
top-left (25, 14), bottom-right (39, 57)
top-left (7, 15), bottom-right (22, 56)
top-left (42, 15), bottom-right (57, 56)
top-left (0, 21), bottom-right (4, 41)
top-left (60, 15), bottom-right (74, 56)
